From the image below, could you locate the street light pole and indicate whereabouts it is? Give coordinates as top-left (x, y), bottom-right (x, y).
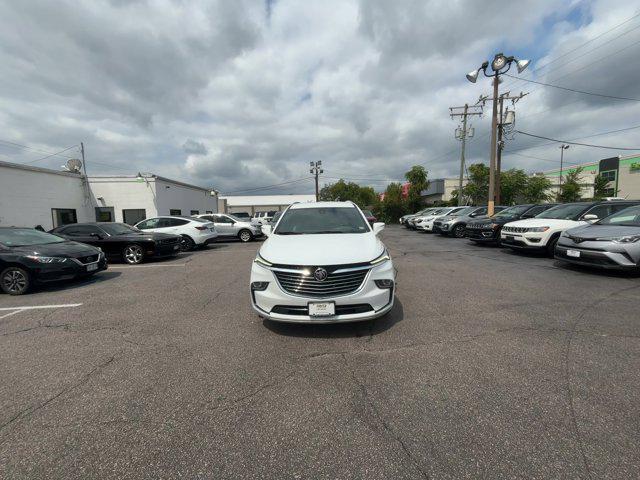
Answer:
top-left (488, 75), bottom-right (499, 215)
top-left (466, 53), bottom-right (530, 215)
top-left (310, 161), bottom-right (323, 201)
top-left (558, 144), bottom-right (569, 198)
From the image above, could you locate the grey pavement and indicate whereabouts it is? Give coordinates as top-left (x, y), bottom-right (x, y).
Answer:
top-left (1, 226), bottom-right (639, 479)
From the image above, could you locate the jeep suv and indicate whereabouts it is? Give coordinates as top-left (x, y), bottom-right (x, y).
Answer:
top-left (466, 204), bottom-right (557, 245)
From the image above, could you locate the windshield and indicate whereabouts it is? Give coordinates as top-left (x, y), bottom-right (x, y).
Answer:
top-left (535, 203), bottom-right (587, 220)
top-left (275, 207), bottom-right (370, 234)
top-left (101, 223), bottom-right (140, 235)
top-left (0, 229), bottom-right (66, 247)
top-left (451, 207), bottom-right (474, 216)
top-left (596, 205), bottom-right (640, 226)
top-left (495, 205), bottom-right (531, 218)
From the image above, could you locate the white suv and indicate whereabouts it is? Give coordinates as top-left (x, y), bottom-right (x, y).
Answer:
top-left (415, 207), bottom-right (466, 232)
top-left (135, 216), bottom-right (217, 251)
top-left (250, 201), bottom-right (395, 324)
top-left (501, 201), bottom-right (640, 256)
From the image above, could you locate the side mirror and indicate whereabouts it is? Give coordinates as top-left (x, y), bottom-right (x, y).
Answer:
top-left (583, 214), bottom-right (599, 222)
top-left (261, 225), bottom-right (272, 236)
top-left (372, 222), bottom-right (385, 235)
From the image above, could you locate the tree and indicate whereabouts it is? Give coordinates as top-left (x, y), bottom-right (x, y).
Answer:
top-left (319, 179), bottom-right (377, 208)
top-left (379, 182), bottom-right (406, 223)
top-left (592, 174), bottom-right (610, 200)
top-left (499, 168), bottom-right (528, 205)
top-left (523, 175), bottom-right (553, 203)
top-left (461, 163), bottom-right (489, 205)
top-left (404, 165), bottom-right (429, 212)
top-left (558, 166), bottom-right (584, 202)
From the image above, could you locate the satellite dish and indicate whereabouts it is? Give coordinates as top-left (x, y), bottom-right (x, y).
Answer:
top-left (65, 158), bottom-right (83, 173)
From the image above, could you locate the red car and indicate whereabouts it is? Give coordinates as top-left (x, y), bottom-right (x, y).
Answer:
top-left (362, 210), bottom-right (377, 225)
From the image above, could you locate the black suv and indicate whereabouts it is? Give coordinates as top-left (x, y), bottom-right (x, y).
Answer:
top-left (0, 227), bottom-right (107, 295)
top-left (465, 204), bottom-right (558, 245)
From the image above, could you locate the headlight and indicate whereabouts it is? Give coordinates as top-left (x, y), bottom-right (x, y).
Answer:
top-left (370, 251), bottom-right (391, 265)
top-left (26, 256), bottom-right (67, 264)
top-left (528, 226), bottom-right (550, 232)
top-left (254, 253), bottom-right (272, 267)
top-left (596, 235), bottom-right (640, 243)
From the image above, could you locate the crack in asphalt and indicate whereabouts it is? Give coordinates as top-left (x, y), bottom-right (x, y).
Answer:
top-left (0, 355), bottom-right (116, 443)
top-left (340, 353), bottom-right (431, 479)
top-left (561, 283), bottom-right (640, 480)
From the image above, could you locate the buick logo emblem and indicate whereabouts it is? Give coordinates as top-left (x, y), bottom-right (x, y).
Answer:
top-left (314, 267), bottom-right (328, 281)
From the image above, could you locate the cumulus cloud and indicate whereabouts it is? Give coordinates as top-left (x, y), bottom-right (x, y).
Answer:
top-left (0, 0), bottom-right (639, 194)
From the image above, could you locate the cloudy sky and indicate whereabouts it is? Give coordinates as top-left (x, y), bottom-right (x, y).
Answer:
top-left (1, 0), bottom-right (639, 195)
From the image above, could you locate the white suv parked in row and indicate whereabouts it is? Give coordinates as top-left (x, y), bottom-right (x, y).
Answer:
top-left (415, 206), bottom-right (466, 232)
top-left (250, 201), bottom-right (395, 324)
top-left (501, 200), bottom-right (640, 256)
top-left (135, 216), bottom-right (217, 251)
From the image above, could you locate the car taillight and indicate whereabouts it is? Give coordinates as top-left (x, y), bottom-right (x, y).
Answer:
top-left (195, 226), bottom-right (209, 230)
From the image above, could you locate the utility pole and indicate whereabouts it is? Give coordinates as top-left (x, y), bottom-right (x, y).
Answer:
top-left (310, 161), bottom-right (323, 201)
top-left (450, 103), bottom-right (482, 205)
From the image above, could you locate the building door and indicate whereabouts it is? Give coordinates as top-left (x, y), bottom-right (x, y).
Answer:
top-left (95, 207), bottom-right (115, 222)
top-left (51, 208), bottom-right (77, 228)
top-left (123, 209), bottom-right (146, 225)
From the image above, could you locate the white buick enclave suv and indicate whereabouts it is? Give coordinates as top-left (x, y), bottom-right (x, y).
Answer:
top-left (250, 201), bottom-right (395, 324)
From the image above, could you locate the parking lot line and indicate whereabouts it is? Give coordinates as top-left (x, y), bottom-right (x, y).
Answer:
top-left (108, 264), bottom-right (187, 269)
top-left (0, 310), bottom-right (21, 320)
top-left (0, 303), bottom-right (83, 311)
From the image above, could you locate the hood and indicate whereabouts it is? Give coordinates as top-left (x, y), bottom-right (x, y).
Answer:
top-left (259, 233), bottom-right (384, 265)
top-left (8, 240), bottom-right (100, 257)
top-left (565, 224), bottom-right (640, 239)
top-left (471, 216), bottom-right (515, 226)
top-left (504, 218), bottom-right (585, 229)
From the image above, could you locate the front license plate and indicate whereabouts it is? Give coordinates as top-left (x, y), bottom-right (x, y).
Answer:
top-left (86, 263), bottom-right (98, 272)
top-left (566, 249), bottom-right (581, 258)
top-left (308, 302), bottom-right (335, 317)
top-left (506, 235), bottom-right (514, 242)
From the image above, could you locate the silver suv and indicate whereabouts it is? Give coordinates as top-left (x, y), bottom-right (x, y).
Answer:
top-left (194, 213), bottom-right (262, 242)
top-left (556, 204), bottom-right (640, 270)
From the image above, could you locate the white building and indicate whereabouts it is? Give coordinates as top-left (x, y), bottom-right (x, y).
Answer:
top-left (421, 178), bottom-right (467, 204)
top-left (0, 161), bottom-right (218, 230)
top-left (220, 194), bottom-right (316, 215)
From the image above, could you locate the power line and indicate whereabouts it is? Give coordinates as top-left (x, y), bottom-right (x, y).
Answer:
top-left (24, 145), bottom-right (79, 164)
top-left (503, 73), bottom-right (640, 101)
top-left (0, 139), bottom-right (76, 159)
top-left (221, 177), bottom-right (313, 195)
top-left (515, 129), bottom-right (640, 150)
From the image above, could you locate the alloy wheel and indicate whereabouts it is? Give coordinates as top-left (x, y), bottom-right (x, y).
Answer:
top-left (1, 268), bottom-right (28, 295)
top-left (454, 225), bottom-right (465, 238)
top-left (239, 230), bottom-right (252, 242)
top-left (179, 236), bottom-right (195, 251)
top-left (124, 245), bottom-right (144, 264)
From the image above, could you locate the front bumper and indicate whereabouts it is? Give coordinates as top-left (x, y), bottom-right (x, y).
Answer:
top-left (500, 232), bottom-right (547, 250)
top-left (466, 227), bottom-right (500, 243)
top-left (32, 255), bottom-right (108, 283)
top-left (555, 240), bottom-right (639, 270)
top-left (416, 221), bottom-right (435, 231)
top-left (250, 260), bottom-right (396, 323)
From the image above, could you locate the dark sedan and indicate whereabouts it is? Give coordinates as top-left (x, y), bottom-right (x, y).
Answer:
top-left (50, 222), bottom-right (181, 264)
top-left (0, 227), bottom-right (107, 295)
top-left (465, 204), bottom-right (558, 245)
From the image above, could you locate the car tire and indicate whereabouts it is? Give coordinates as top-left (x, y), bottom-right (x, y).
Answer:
top-left (238, 229), bottom-right (253, 243)
top-left (1, 266), bottom-right (31, 295)
top-left (122, 244), bottom-right (145, 264)
top-left (453, 224), bottom-right (466, 238)
top-left (546, 235), bottom-right (559, 258)
top-left (179, 235), bottom-right (195, 251)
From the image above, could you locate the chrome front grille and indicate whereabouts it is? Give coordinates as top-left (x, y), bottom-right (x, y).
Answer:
top-left (273, 267), bottom-right (369, 298)
top-left (503, 226), bottom-right (528, 233)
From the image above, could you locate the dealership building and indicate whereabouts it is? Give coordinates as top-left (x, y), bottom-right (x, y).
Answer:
top-left (219, 194), bottom-right (315, 215)
top-left (0, 160), bottom-right (218, 230)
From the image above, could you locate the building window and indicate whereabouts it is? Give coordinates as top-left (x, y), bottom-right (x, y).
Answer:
top-left (205, 210), bottom-right (213, 214)
top-left (123, 209), bottom-right (146, 225)
top-left (170, 209), bottom-right (182, 216)
top-left (95, 207), bottom-right (114, 222)
top-left (51, 208), bottom-right (77, 228)
top-left (604, 188), bottom-right (616, 197)
top-left (600, 170), bottom-right (616, 182)
top-left (190, 210), bottom-right (199, 215)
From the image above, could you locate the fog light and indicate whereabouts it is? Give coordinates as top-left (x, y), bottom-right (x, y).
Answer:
top-left (375, 279), bottom-right (394, 289)
top-left (251, 281), bottom-right (269, 291)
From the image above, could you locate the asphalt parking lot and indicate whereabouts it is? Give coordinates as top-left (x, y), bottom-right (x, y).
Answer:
top-left (1, 225), bottom-right (639, 479)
